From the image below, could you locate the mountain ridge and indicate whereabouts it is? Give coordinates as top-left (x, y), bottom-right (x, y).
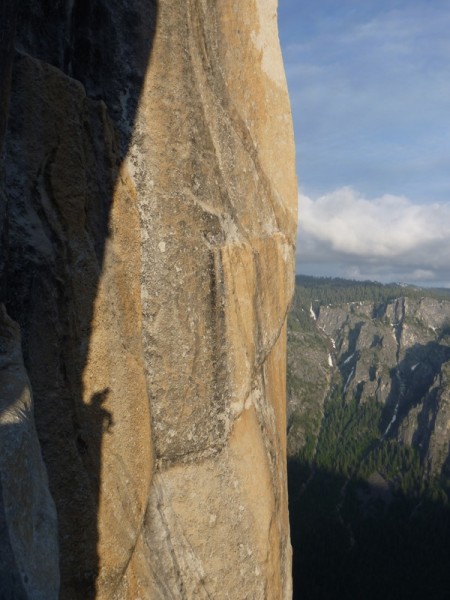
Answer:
top-left (288, 276), bottom-right (450, 599)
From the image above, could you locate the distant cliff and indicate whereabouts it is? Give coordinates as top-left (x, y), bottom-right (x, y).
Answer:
top-left (0, 2), bottom-right (297, 598)
top-left (287, 278), bottom-right (450, 599)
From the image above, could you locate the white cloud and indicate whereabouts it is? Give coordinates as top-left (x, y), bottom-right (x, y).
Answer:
top-left (297, 187), bottom-right (450, 285)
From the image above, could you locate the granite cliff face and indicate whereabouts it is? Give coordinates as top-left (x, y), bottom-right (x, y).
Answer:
top-left (288, 289), bottom-right (450, 474)
top-left (0, 2), bottom-right (297, 598)
top-left (316, 296), bottom-right (450, 475)
top-left (287, 280), bottom-right (450, 599)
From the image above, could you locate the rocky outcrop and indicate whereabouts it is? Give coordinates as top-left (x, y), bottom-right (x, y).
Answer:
top-left (1, 1), bottom-right (296, 598)
top-left (0, 306), bottom-right (59, 599)
top-left (290, 295), bottom-right (450, 476)
top-left (287, 282), bottom-right (450, 600)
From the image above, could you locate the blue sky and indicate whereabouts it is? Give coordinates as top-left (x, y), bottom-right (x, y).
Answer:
top-left (278, 1), bottom-right (450, 286)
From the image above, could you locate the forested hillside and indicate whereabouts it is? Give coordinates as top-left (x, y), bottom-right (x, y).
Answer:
top-left (287, 276), bottom-right (450, 600)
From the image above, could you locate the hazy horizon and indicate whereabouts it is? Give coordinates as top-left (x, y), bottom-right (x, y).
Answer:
top-left (296, 271), bottom-right (450, 290)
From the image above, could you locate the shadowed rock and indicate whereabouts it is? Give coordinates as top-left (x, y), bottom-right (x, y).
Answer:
top-left (1, 1), bottom-right (296, 598)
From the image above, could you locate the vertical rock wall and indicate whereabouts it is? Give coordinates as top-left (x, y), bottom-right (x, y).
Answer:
top-left (0, 1), bottom-right (297, 598)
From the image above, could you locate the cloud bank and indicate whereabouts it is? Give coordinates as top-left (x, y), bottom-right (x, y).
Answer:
top-left (297, 188), bottom-right (450, 287)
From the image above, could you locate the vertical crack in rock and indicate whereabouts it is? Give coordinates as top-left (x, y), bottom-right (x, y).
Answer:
top-left (3, 4), bottom-right (158, 597)
top-left (1, 1), bottom-right (296, 598)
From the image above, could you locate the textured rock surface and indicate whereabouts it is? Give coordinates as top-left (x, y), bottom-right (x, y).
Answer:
top-left (1, 1), bottom-right (296, 598)
top-left (0, 306), bottom-right (59, 599)
top-left (318, 296), bottom-right (450, 475)
top-left (122, 1), bottom-right (296, 597)
top-left (287, 282), bottom-right (450, 600)
top-left (288, 293), bottom-right (450, 476)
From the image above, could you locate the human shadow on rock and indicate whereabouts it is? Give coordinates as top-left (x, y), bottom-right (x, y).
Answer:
top-left (3, 2), bottom-right (158, 597)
